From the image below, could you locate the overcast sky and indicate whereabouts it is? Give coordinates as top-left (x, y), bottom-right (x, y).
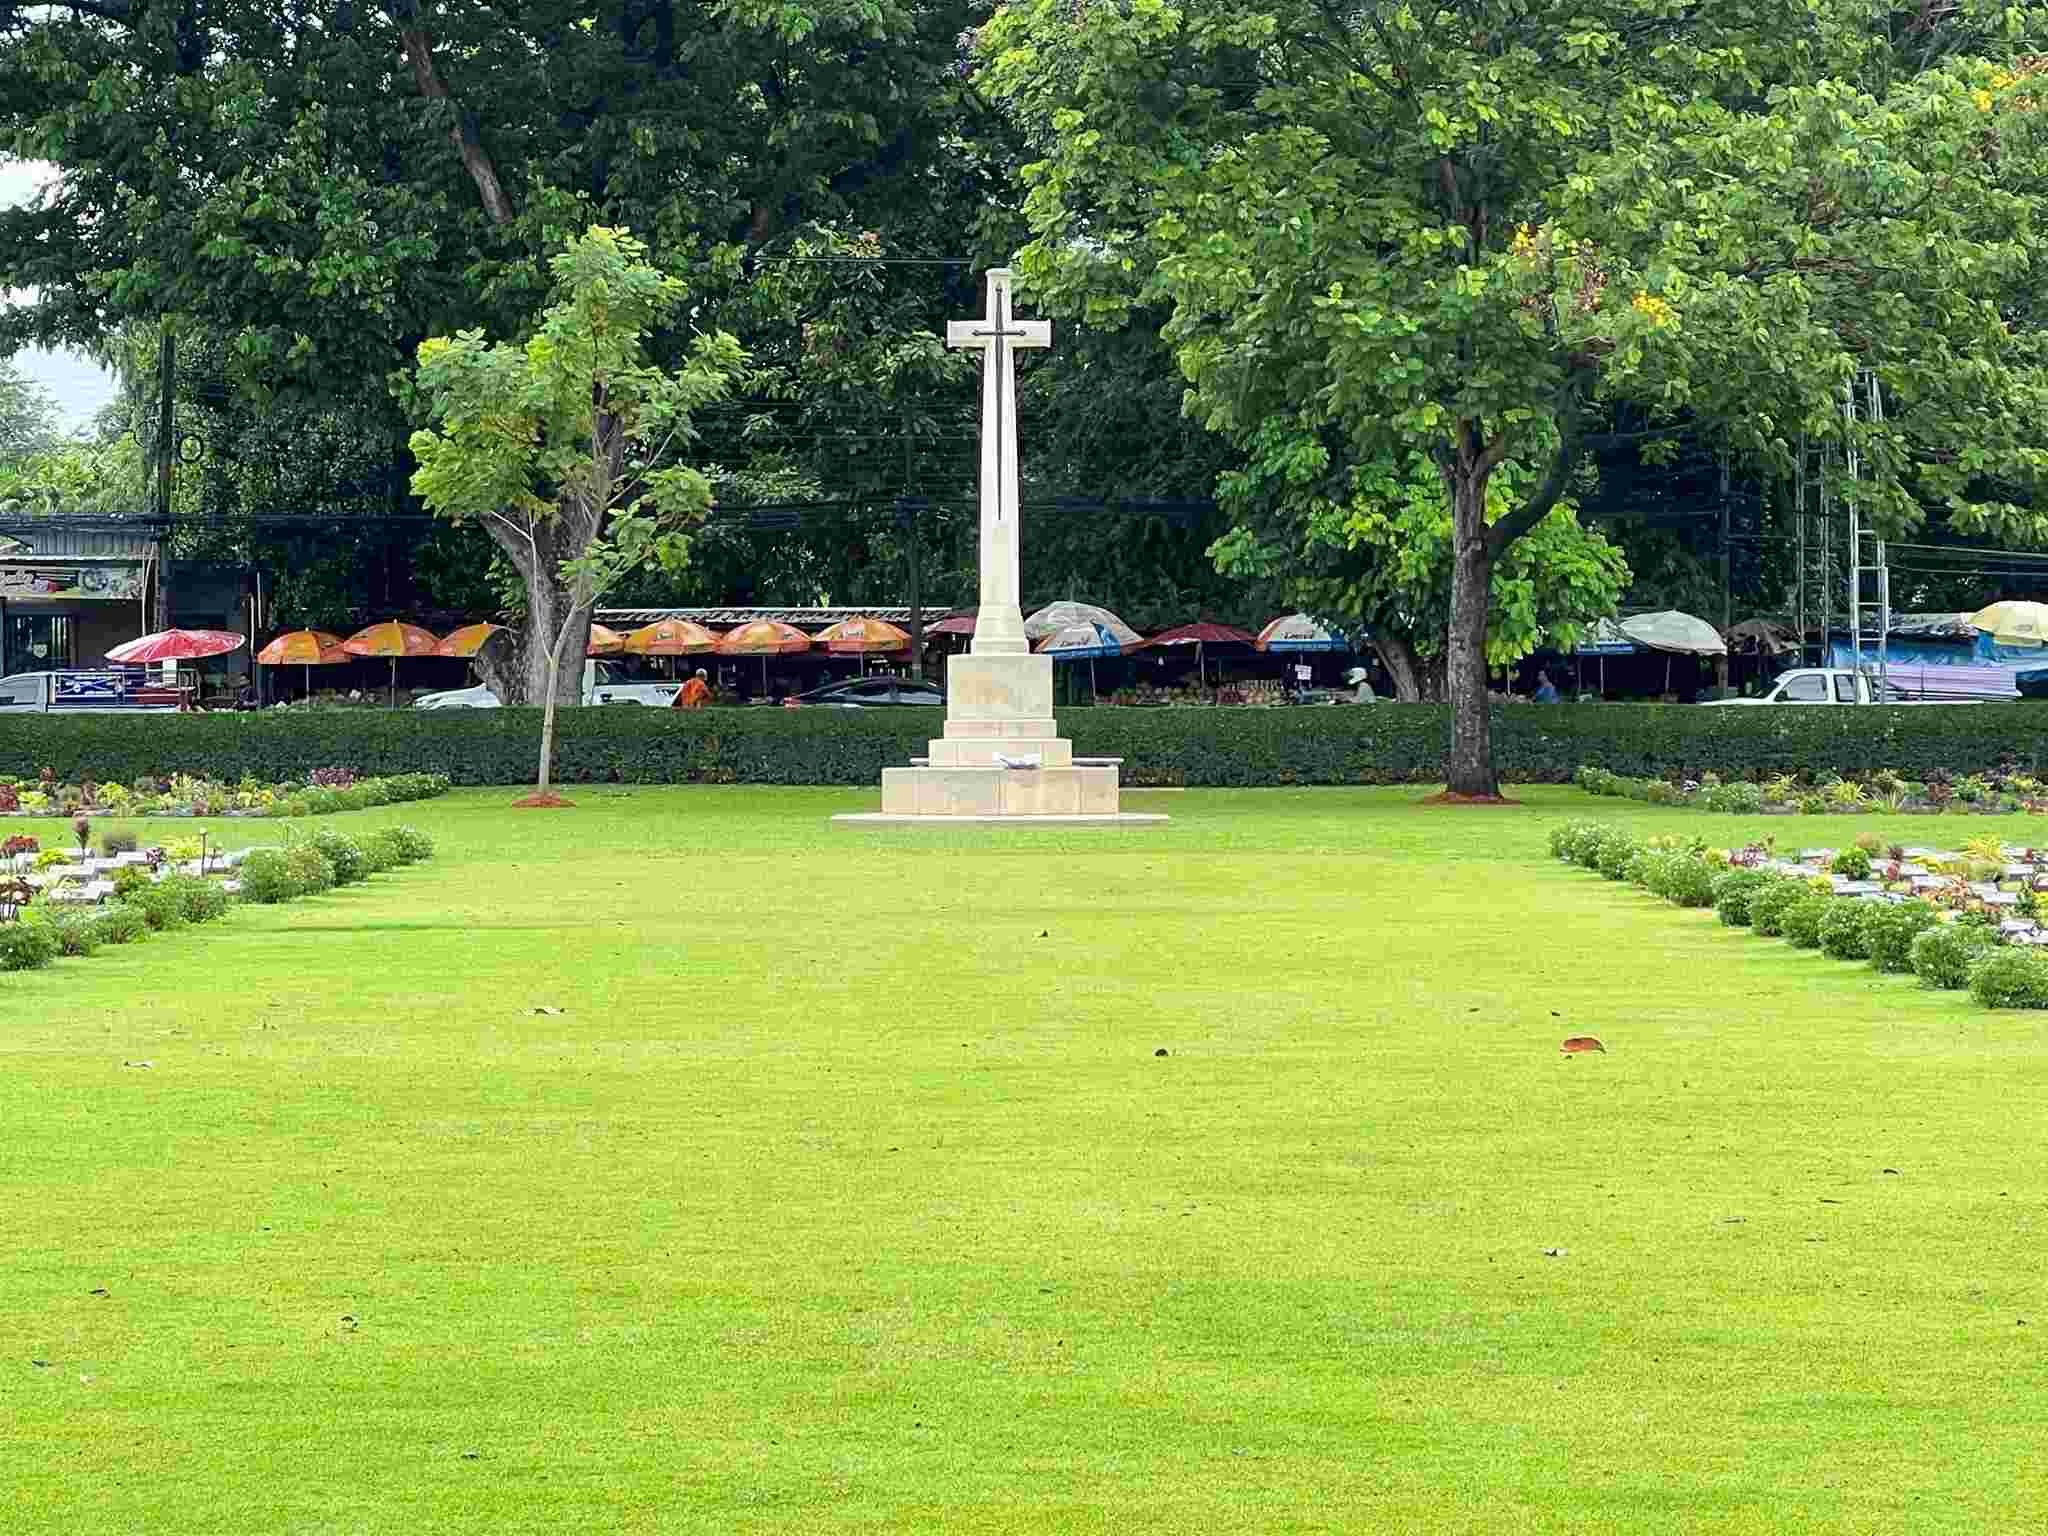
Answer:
top-left (3, 158), bottom-right (119, 435)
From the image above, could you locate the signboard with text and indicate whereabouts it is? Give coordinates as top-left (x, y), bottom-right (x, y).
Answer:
top-left (0, 563), bottom-right (146, 601)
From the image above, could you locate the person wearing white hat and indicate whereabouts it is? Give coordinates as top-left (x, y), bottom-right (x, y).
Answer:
top-left (1343, 665), bottom-right (1376, 703)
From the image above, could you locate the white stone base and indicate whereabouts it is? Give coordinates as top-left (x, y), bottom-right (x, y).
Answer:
top-left (879, 763), bottom-right (1122, 817)
top-left (833, 811), bottom-right (1168, 826)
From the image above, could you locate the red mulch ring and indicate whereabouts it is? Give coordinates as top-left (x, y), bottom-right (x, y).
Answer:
top-left (1416, 791), bottom-right (1521, 806)
top-left (1560, 1036), bottom-right (1607, 1055)
top-left (512, 792), bottom-right (576, 809)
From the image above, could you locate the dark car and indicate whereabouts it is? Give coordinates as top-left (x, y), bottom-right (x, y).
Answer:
top-left (790, 677), bottom-right (946, 708)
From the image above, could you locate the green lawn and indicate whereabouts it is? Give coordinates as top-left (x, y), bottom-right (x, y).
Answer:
top-left (4, 787), bottom-right (2045, 1533)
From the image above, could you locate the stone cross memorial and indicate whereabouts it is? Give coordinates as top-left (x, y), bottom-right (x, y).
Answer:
top-left (835, 268), bottom-right (1161, 824)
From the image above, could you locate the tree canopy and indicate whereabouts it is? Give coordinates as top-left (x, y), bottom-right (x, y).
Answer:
top-left (981, 0), bottom-right (2048, 789)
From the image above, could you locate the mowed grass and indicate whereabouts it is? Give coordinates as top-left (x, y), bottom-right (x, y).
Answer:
top-left (4, 786), bottom-right (2047, 1534)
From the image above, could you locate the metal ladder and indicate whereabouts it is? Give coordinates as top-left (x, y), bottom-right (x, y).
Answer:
top-left (1844, 371), bottom-right (1889, 701)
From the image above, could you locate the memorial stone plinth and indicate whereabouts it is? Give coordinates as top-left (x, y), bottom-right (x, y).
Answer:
top-left (836, 270), bottom-right (1161, 826)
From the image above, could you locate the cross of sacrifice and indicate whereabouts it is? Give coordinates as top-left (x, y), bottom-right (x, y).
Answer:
top-left (946, 269), bottom-right (1050, 655)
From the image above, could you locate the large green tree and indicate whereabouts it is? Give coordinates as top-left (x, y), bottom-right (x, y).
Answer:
top-left (981, 1), bottom-right (2048, 793)
top-left (0, 0), bottom-right (988, 677)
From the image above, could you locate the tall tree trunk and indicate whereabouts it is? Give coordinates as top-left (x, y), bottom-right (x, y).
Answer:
top-left (537, 643), bottom-right (564, 792)
top-left (1444, 465), bottom-right (1499, 797)
top-left (475, 518), bottom-right (590, 707)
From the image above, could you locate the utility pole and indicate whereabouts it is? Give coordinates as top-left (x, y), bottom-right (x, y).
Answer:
top-left (898, 496), bottom-right (926, 680)
top-left (154, 326), bottom-right (176, 631)
top-left (156, 328), bottom-right (176, 519)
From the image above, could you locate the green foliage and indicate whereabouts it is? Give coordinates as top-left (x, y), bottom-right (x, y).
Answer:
top-left (0, 356), bottom-right (60, 460)
top-left (410, 227), bottom-right (745, 746)
top-left (1594, 833), bottom-right (1640, 881)
top-left (357, 832), bottom-right (400, 876)
top-left (127, 882), bottom-right (190, 932)
top-left (236, 850), bottom-right (297, 905)
top-left (1966, 948), bottom-right (2048, 1009)
top-left (284, 845), bottom-right (335, 896)
top-left (1780, 896), bottom-right (1836, 950)
top-left (46, 911), bottom-right (103, 957)
top-left (384, 827), bottom-right (435, 865)
top-left (981, 0), bottom-right (2048, 792)
top-left (1867, 902), bottom-right (1940, 974)
top-left (1712, 870), bottom-right (1772, 928)
top-left (1209, 452), bottom-right (1628, 694)
top-left (1659, 856), bottom-right (1719, 909)
top-left (162, 875), bottom-right (231, 925)
top-left (1818, 901), bottom-right (1878, 960)
top-left (0, 919), bottom-right (60, 970)
top-left (18, 706), bottom-right (2048, 791)
top-left (308, 830), bottom-right (367, 887)
top-left (1831, 846), bottom-right (1874, 880)
top-left (1911, 924), bottom-right (1998, 989)
top-left (92, 906), bottom-right (148, 945)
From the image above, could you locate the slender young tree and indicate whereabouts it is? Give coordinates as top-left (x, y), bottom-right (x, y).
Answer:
top-left (408, 227), bottom-right (743, 795)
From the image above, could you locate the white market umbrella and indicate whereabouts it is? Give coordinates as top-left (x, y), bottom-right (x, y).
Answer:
top-left (1023, 601), bottom-right (1142, 651)
top-left (1620, 609), bottom-right (1726, 695)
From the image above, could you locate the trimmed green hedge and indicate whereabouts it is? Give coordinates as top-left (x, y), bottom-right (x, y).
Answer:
top-left (4, 702), bottom-right (2046, 788)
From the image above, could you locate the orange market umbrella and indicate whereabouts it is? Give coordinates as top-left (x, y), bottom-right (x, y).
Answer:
top-left (341, 621), bottom-right (441, 705)
top-left (255, 629), bottom-right (348, 701)
top-left (716, 619), bottom-right (812, 694)
top-left (433, 622), bottom-right (506, 658)
top-left (622, 618), bottom-right (717, 655)
top-left (814, 615), bottom-right (909, 676)
top-left (587, 623), bottom-right (626, 656)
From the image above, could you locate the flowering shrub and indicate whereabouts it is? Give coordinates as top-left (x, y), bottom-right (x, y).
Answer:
top-left (1576, 762), bottom-right (2048, 815)
top-left (0, 771), bottom-right (448, 820)
top-left (2, 834), bottom-right (37, 857)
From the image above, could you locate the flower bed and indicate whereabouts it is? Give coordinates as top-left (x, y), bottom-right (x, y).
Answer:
top-left (0, 824), bottom-right (437, 973)
top-left (1549, 819), bottom-right (2048, 1009)
top-left (0, 767), bottom-right (449, 820)
top-left (1575, 764), bottom-right (2048, 815)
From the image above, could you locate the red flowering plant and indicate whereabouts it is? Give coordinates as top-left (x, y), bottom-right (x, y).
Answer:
top-left (2, 834), bottom-right (38, 857)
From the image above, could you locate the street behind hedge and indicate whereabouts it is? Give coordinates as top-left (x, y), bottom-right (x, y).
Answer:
top-left (3, 786), bottom-right (2044, 1534)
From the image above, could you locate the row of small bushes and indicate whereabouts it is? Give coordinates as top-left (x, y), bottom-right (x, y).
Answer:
top-left (0, 825), bottom-right (436, 973)
top-left (236, 825), bottom-right (434, 905)
top-left (1549, 820), bottom-right (2048, 1009)
top-left (7, 705), bottom-right (2048, 787)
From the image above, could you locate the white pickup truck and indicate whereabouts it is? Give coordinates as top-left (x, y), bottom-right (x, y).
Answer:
top-left (1705, 666), bottom-right (2000, 705)
top-left (414, 659), bottom-right (679, 710)
top-left (0, 669), bottom-right (187, 713)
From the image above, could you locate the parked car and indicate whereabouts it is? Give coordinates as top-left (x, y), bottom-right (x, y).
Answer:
top-left (789, 677), bottom-right (946, 708)
top-left (414, 659), bottom-right (679, 709)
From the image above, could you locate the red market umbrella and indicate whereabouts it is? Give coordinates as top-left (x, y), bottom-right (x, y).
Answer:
top-left (106, 628), bottom-right (246, 665)
top-left (341, 621), bottom-right (441, 705)
top-left (927, 613), bottom-right (977, 637)
top-left (1142, 622), bottom-right (1256, 687)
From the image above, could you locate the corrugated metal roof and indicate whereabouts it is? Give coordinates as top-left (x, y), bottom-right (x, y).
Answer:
top-left (597, 605), bottom-right (958, 627)
top-left (0, 526), bottom-right (159, 561)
